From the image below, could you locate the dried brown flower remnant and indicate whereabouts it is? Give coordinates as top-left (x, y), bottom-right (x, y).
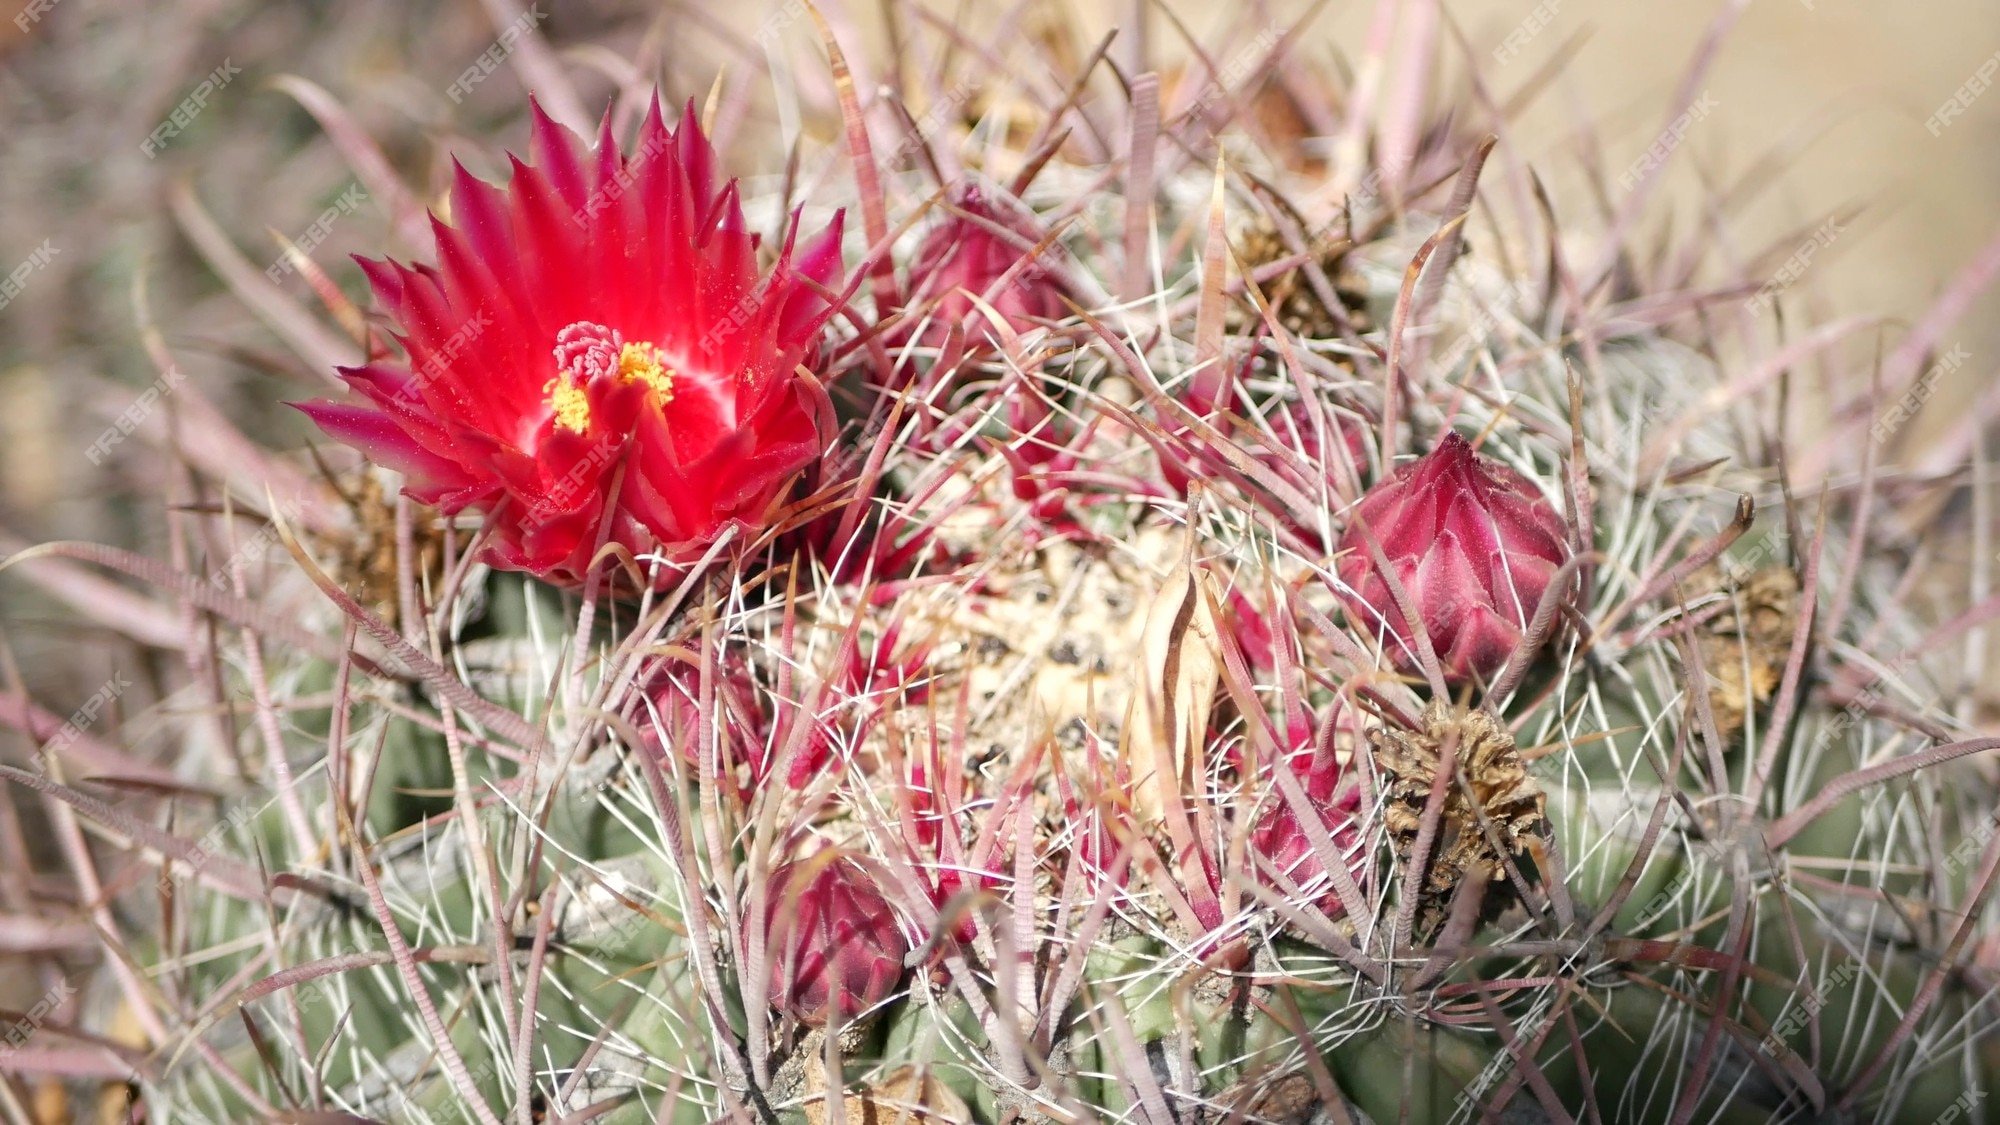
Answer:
top-left (320, 469), bottom-right (443, 630)
top-left (1370, 700), bottom-right (1545, 940)
top-left (1228, 1071), bottom-right (1324, 1125)
top-left (1692, 564), bottom-right (1800, 742)
top-left (1231, 217), bottom-right (1374, 340)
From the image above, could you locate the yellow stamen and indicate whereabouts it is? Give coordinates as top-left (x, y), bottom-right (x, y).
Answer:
top-left (545, 375), bottom-right (592, 434)
top-left (618, 341), bottom-right (675, 400)
top-left (544, 337), bottom-right (671, 434)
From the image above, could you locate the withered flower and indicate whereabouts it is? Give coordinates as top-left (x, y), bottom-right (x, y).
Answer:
top-left (1370, 701), bottom-right (1544, 940)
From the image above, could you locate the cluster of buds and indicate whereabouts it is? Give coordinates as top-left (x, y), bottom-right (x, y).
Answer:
top-left (285, 84), bottom-right (1605, 1004)
top-left (1336, 432), bottom-right (1572, 686)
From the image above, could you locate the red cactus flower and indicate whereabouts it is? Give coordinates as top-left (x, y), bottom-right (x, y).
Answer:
top-left (296, 98), bottom-right (846, 589)
top-left (1336, 431), bottom-right (1571, 684)
top-left (902, 183), bottom-right (1065, 349)
top-left (757, 855), bottom-right (909, 1026)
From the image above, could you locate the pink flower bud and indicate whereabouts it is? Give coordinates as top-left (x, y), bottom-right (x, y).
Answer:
top-left (1248, 707), bottom-right (1364, 918)
top-left (634, 651), bottom-right (771, 796)
top-left (1252, 786), bottom-right (1364, 917)
top-left (1335, 432), bottom-right (1571, 684)
top-left (902, 184), bottom-right (1065, 347)
top-left (757, 856), bottom-right (909, 1026)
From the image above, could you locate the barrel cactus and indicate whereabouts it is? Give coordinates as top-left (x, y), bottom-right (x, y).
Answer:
top-left (7, 6), bottom-right (1998, 1125)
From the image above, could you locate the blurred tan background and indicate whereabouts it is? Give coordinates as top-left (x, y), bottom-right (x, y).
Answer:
top-left (1450, 0), bottom-right (2000, 340)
